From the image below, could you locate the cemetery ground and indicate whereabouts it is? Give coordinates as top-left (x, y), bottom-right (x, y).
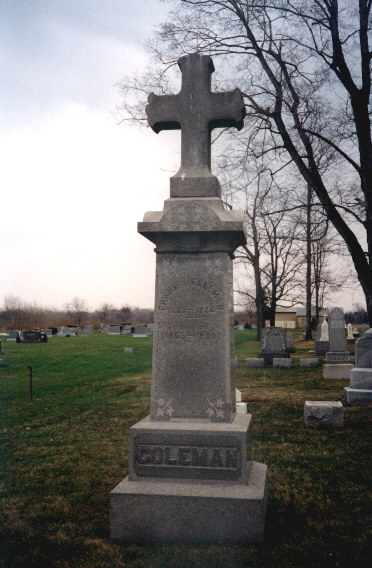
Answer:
top-left (1, 331), bottom-right (371, 568)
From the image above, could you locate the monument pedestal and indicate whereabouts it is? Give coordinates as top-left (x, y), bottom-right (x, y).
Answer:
top-left (110, 460), bottom-right (267, 544)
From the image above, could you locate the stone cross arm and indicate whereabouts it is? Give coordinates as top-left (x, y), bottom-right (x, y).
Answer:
top-left (145, 53), bottom-right (246, 197)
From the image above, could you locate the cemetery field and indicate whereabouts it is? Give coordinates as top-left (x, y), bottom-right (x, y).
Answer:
top-left (1, 331), bottom-right (371, 568)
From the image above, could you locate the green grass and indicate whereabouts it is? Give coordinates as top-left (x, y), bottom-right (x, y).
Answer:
top-left (0, 331), bottom-right (371, 568)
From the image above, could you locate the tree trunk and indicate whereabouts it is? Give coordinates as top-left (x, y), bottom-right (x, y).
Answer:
top-left (305, 185), bottom-right (313, 340)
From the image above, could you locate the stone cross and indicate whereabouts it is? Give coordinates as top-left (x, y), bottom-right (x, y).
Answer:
top-left (146, 53), bottom-right (246, 198)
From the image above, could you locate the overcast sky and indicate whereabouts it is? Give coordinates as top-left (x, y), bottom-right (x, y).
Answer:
top-left (0, 0), bottom-right (180, 311)
top-left (0, 1), bottom-right (365, 312)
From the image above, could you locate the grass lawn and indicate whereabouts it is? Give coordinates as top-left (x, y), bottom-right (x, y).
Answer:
top-left (1, 330), bottom-right (371, 568)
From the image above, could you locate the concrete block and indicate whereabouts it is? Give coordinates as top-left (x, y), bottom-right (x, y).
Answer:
top-left (273, 358), bottom-right (292, 368)
top-left (235, 388), bottom-right (242, 402)
top-left (344, 387), bottom-right (372, 403)
top-left (124, 348), bottom-right (134, 354)
top-left (323, 364), bottom-right (353, 380)
top-left (245, 358), bottom-right (265, 368)
top-left (304, 401), bottom-right (344, 429)
top-left (236, 402), bottom-right (247, 414)
top-left (350, 368), bottom-right (372, 389)
top-left (110, 461), bottom-right (268, 544)
top-left (300, 358), bottom-right (319, 368)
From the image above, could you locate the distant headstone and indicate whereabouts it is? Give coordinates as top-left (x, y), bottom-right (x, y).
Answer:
top-left (124, 347), bottom-right (133, 354)
top-left (346, 323), bottom-right (354, 341)
top-left (133, 325), bottom-right (149, 337)
top-left (7, 330), bottom-right (19, 341)
top-left (328, 308), bottom-right (346, 352)
top-left (83, 325), bottom-right (93, 334)
top-left (362, 323), bottom-right (369, 337)
top-left (108, 325), bottom-right (120, 335)
top-left (354, 330), bottom-right (372, 368)
top-left (22, 330), bottom-right (40, 343)
top-left (245, 358), bottom-right (265, 368)
top-left (259, 328), bottom-right (289, 364)
top-left (286, 332), bottom-right (296, 353)
top-left (316, 324), bottom-right (322, 341)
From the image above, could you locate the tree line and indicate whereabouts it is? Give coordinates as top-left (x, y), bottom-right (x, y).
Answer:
top-left (0, 296), bottom-right (154, 331)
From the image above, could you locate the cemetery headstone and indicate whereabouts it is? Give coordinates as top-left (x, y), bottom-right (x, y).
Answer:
top-left (258, 328), bottom-right (289, 365)
top-left (286, 332), bottom-right (296, 353)
top-left (324, 309), bottom-right (353, 378)
top-left (132, 325), bottom-right (149, 337)
top-left (328, 307), bottom-right (346, 352)
top-left (316, 319), bottom-right (329, 355)
top-left (355, 329), bottom-right (372, 368)
top-left (347, 323), bottom-right (354, 341)
top-left (7, 330), bottom-right (19, 341)
top-left (110, 53), bottom-right (267, 544)
top-left (108, 325), bottom-right (120, 335)
top-left (362, 323), bottom-right (369, 337)
top-left (83, 325), bottom-right (93, 334)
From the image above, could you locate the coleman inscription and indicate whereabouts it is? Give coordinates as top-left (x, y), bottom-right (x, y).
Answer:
top-left (136, 445), bottom-right (239, 469)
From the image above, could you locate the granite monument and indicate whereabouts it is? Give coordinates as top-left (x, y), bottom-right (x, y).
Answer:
top-left (110, 53), bottom-right (268, 543)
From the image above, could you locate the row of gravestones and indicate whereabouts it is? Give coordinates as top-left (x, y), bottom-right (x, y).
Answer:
top-left (321, 307), bottom-right (372, 401)
top-left (6, 324), bottom-right (153, 339)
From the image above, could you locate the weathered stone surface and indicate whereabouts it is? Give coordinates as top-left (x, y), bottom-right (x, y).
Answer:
top-left (245, 358), bottom-right (265, 368)
top-left (304, 401), bottom-right (344, 429)
top-left (355, 331), bottom-right (372, 368)
top-left (110, 460), bottom-right (268, 544)
top-left (149, 251), bottom-right (235, 422)
top-left (349, 368), bottom-right (372, 389)
top-left (315, 340), bottom-right (329, 356)
top-left (344, 387), bottom-right (372, 403)
top-left (273, 358), bottom-right (292, 368)
top-left (323, 364), bottom-right (353, 380)
top-left (236, 402), bottom-right (248, 414)
top-left (286, 332), bottom-right (296, 353)
top-left (326, 351), bottom-right (351, 364)
top-left (124, 348), bottom-right (133, 354)
top-left (300, 358), bottom-right (319, 368)
top-left (328, 307), bottom-right (346, 351)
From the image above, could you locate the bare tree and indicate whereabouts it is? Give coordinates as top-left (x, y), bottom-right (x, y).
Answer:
top-left (65, 297), bottom-right (89, 327)
top-left (118, 0), bottom-right (371, 321)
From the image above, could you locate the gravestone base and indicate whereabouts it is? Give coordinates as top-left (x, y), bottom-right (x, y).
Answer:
top-left (258, 352), bottom-right (290, 365)
top-left (344, 387), bottom-right (372, 403)
top-left (323, 363), bottom-right (353, 380)
top-left (110, 460), bottom-right (268, 544)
